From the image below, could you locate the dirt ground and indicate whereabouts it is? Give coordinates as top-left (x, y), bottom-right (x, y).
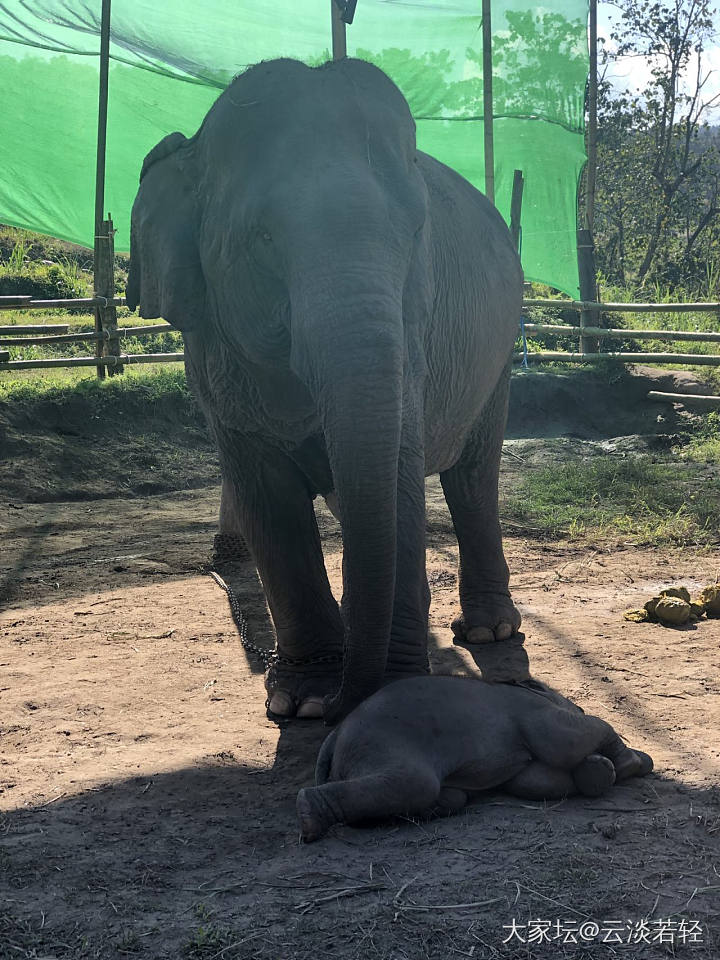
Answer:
top-left (1, 368), bottom-right (720, 958)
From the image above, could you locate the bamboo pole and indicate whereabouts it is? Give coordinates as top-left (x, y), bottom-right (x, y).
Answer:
top-left (331, 0), bottom-right (347, 60)
top-left (0, 353), bottom-right (185, 371)
top-left (0, 324), bottom-right (180, 346)
top-left (514, 351), bottom-right (720, 366)
top-left (0, 296), bottom-right (32, 307)
top-left (0, 297), bottom-right (125, 311)
top-left (0, 325), bottom-right (70, 335)
top-left (93, 0), bottom-right (112, 379)
top-left (523, 299), bottom-right (720, 313)
top-left (586, 0), bottom-right (597, 234)
top-left (510, 170), bottom-right (524, 251)
top-left (522, 323), bottom-right (720, 343)
top-left (648, 391), bottom-right (720, 409)
top-left (577, 228), bottom-right (598, 353)
top-left (482, 0), bottom-right (494, 204)
top-left (0, 332), bottom-right (104, 347)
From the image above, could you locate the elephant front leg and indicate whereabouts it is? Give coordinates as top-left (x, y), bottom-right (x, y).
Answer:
top-left (385, 386), bottom-right (431, 681)
top-left (213, 478), bottom-right (252, 564)
top-left (297, 766), bottom-right (442, 842)
top-left (220, 435), bottom-right (344, 719)
top-left (440, 367), bottom-right (526, 682)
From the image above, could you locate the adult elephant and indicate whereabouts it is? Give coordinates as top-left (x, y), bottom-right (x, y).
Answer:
top-left (127, 57), bottom-right (524, 724)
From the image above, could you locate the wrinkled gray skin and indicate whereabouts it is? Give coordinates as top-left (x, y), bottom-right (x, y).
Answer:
top-left (126, 58), bottom-right (523, 724)
top-left (297, 677), bottom-right (654, 842)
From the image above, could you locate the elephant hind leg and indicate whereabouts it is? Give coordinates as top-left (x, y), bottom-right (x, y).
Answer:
top-left (504, 761), bottom-right (576, 800)
top-left (297, 766), bottom-right (441, 842)
top-left (572, 754), bottom-right (616, 797)
top-left (505, 755), bottom-right (617, 800)
top-left (600, 735), bottom-right (654, 781)
top-left (521, 706), bottom-right (617, 771)
top-left (440, 366), bottom-right (524, 680)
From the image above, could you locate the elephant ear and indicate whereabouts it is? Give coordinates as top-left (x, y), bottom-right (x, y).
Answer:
top-left (126, 132), bottom-right (205, 331)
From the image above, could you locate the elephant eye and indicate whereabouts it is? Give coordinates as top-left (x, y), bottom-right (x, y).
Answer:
top-left (262, 232), bottom-right (272, 243)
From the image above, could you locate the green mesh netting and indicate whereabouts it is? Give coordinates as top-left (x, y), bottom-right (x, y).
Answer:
top-left (0, 1), bottom-right (588, 296)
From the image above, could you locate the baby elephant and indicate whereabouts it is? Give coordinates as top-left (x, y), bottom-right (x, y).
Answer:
top-left (297, 677), bottom-right (653, 842)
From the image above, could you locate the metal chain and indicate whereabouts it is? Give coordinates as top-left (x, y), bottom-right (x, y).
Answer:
top-left (209, 570), bottom-right (343, 670)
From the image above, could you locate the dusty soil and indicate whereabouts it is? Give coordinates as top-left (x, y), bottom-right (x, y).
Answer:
top-left (1, 366), bottom-right (719, 959)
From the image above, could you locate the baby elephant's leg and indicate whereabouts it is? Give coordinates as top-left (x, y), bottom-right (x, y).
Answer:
top-left (417, 786), bottom-right (469, 820)
top-left (522, 706), bottom-right (620, 771)
top-left (504, 761), bottom-right (576, 800)
top-left (572, 754), bottom-right (616, 797)
top-left (598, 734), bottom-right (654, 781)
top-left (521, 706), bottom-right (653, 794)
top-left (505, 756), bottom-right (618, 800)
top-left (297, 766), bottom-right (441, 843)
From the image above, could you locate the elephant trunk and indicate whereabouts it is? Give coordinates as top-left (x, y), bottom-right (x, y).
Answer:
top-left (291, 283), bottom-right (405, 721)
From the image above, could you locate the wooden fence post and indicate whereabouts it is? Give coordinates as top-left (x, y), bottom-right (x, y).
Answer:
top-left (510, 169), bottom-right (524, 252)
top-left (481, 0), bottom-right (495, 205)
top-left (94, 217), bottom-right (122, 376)
top-left (331, 0), bottom-right (346, 60)
top-left (577, 227), bottom-right (598, 354)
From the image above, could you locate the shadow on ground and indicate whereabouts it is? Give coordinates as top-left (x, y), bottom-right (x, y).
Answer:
top-left (2, 731), bottom-right (719, 960)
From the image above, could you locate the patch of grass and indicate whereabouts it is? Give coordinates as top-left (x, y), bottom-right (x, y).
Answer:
top-left (683, 411), bottom-right (720, 464)
top-left (0, 235), bottom-right (89, 301)
top-left (505, 455), bottom-right (720, 546)
top-left (183, 918), bottom-right (240, 959)
top-left (0, 365), bottom-right (196, 423)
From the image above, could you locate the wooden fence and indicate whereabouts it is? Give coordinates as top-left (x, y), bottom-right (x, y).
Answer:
top-left (517, 298), bottom-right (720, 366)
top-left (2, 293), bottom-right (720, 374)
top-left (0, 294), bottom-right (183, 373)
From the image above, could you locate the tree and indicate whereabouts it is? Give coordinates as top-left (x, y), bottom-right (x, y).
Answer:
top-left (595, 0), bottom-right (720, 291)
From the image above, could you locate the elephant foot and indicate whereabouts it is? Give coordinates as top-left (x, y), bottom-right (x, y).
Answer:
top-left (573, 754), bottom-right (616, 797)
top-left (453, 614), bottom-right (530, 683)
top-left (297, 787), bottom-right (338, 842)
top-left (265, 660), bottom-right (341, 721)
top-left (451, 596), bottom-right (522, 645)
top-left (613, 748), bottom-right (654, 782)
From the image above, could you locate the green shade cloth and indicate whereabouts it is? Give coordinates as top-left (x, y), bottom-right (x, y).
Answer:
top-left (0, 1), bottom-right (588, 296)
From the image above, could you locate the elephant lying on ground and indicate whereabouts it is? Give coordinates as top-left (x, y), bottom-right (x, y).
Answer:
top-left (297, 676), bottom-right (653, 842)
top-left (127, 57), bottom-right (524, 723)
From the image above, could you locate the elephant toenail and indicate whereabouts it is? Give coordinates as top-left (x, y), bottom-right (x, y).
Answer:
top-left (495, 622), bottom-right (513, 641)
top-left (296, 696), bottom-right (325, 719)
top-left (268, 691), bottom-right (296, 717)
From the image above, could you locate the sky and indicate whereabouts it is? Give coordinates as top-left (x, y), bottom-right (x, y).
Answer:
top-left (597, 4), bottom-right (720, 119)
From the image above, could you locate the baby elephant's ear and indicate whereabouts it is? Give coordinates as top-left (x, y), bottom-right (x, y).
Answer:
top-left (126, 133), bottom-right (205, 331)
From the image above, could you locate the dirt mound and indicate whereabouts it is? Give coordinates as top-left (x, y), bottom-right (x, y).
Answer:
top-left (507, 365), bottom-right (708, 440)
top-left (0, 375), bottom-right (219, 504)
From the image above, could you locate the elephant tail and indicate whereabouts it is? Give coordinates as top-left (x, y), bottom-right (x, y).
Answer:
top-left (315, 728), bottom-right (339, 785)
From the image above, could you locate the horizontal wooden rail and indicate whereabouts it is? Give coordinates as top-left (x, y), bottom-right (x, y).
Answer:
top-left (522, 322), bottom-right (720, 344)
top-left (0, 324), bottom-right (180, 347)
top-left (0, 295), bottom-right (32, 306)
top-left (0, 296), bottom-right (127, 311)
top-left (0, 352), bottom-right (185, 371)
top-left (648, 391), bottom-right (720, 409)
top-left (523, 299), bottom-right (720, 313)
top-left (116, 324), bottom-right (177, 337)
top-left (514, 351), bottom-right (720, 366)
top-left (1, 330), bottom-right (103, 346)
top-left (0, 324), bottom-right (70, 335)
